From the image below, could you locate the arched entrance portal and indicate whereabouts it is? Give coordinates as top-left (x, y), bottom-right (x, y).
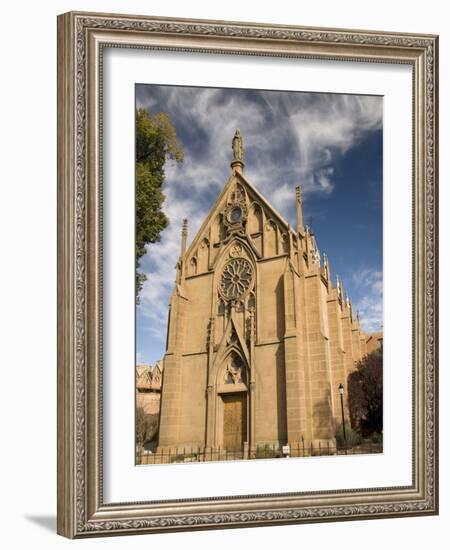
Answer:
top-left (222, 393), bottom-right (247, 451)
top-left (215, 351), bottom-right (249, 452)
top-left (220, 352), bottom-right (248, 450)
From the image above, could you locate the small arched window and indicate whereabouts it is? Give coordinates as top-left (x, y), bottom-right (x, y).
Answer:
top-left (190, 257), bottom-right (197, 275)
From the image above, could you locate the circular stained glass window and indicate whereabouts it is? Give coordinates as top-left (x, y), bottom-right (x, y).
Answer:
top-left (229, 206), bottom-right (242, 223)
top-left (220, 258), bottom-right (253, 300)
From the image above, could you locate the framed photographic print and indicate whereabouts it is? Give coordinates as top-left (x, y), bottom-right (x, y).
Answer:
top-left (57, 11), bottom-right (439, 538)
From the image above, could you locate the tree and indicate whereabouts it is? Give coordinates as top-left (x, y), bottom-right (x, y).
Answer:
top-left (135, 108), bottom-right (184, 300)
top-left (347, 349), bottom-right (383, 436)
top-left (135, 406), bottom-right (159, 449)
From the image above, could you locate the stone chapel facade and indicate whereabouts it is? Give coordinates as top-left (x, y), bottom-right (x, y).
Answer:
top-left (157, 131), bottom-right (376, 455)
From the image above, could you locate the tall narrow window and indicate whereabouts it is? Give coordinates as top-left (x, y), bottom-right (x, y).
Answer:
top-left (190, 257), bottom-right (197, 275)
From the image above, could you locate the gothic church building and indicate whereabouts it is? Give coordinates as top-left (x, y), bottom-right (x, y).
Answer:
top-left (157, 131), bottom-right (374, 455)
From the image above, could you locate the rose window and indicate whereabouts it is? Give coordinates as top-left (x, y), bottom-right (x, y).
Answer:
top-left (229, 206), bottom-right (242, 223)
top-left (220, 258), bottom-right (253, 300)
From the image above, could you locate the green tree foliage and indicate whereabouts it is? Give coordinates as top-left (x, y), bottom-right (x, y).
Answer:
top-left (347, 349), bottom-right (383, 437)
top-left (135, 108), bottom-right (184, 300)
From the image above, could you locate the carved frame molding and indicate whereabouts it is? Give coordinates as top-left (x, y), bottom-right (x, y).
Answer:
top-left (57, 11), bottom-right (438, 538)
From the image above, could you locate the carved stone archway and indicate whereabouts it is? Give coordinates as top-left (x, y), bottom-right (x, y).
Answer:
top-left (205, 324), bottom-right (254, 453)
top-left (215, 350), bottom-right (249, 451)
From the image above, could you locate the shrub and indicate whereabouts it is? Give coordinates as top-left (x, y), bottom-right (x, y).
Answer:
top-left (367, 431), bottom-right (383, 444)
top-left (255, 444), bottom-right (279, 459)
top-left (170, 453), bottom-right (197, 463)
top-left (347, 349), bottom-right (383, 437)
top-left (135, 406), bottom-right (159, 449)
top-left (335, 422), bottom-right (362, 449)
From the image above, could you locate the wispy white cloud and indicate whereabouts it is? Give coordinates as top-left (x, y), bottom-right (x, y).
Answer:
top-left (314, 167), bottom-right (335, 195)
top-left (352, 268), bottom-right (383, 333)
top-left (136, 351), bottom-right (146, 365)
top-left (137, 87), bottom-right (382, 204)
top-left (263, 92), bottom-right (382, 198)
top-left (136, 86), bottom-right (383, 361)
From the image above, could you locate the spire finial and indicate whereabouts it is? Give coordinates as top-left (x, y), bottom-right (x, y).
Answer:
top-left (296, 184), bottom-right (304, 235)
top-left (231, 129), bottom-right (245, 174)
top-left (181, 219), bottom-right (188, 258)
top-left (322, 253), bottom-right (329, 280)
top-left (339, 279), bottom-right (348, 304)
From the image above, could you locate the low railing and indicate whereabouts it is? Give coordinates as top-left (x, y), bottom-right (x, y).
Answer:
top-left (136, 441), bottom-right (382, 465)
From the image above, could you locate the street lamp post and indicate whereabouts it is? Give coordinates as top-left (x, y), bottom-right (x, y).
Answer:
top-left (338, 383), bottom-right (347, 447)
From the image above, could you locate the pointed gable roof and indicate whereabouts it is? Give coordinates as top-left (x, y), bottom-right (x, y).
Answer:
top-left (238, 171), bottom-right (294, 233)
top-left (185, 169), bottom-right (296, 260)
top-left (136, 364), bottom-right (152, 389)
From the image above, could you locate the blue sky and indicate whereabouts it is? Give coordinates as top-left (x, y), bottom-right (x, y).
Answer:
top-left (136, 84), bottom-right (383, 366)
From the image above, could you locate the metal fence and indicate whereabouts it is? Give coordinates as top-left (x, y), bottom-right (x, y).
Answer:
top-left (136, 441), bottom-right (382, 465)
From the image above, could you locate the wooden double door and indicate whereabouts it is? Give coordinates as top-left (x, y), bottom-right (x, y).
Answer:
top-left (222, 393), bottom-right (247, 451)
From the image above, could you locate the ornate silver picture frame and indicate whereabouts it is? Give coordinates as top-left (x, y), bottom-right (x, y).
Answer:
top-left (57, 11), bottom-right (438, 538)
